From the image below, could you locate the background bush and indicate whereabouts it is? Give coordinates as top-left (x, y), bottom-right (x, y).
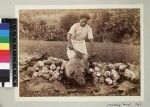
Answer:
top-left (19, 9), bottom-right (140, 45)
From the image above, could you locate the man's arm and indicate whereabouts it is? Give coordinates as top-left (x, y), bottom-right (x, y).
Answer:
top-left (89, 38), bottom-right (95, 56)
top-left (67, 33), bottom-right (73, 50)
top-left (87, 25), bottom-right (95, 56)
top-left (67, 23), bottom-right (77, 50)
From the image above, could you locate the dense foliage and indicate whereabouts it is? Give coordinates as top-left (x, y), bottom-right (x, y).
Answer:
top-left (19, 9), bottom-right (140, 44)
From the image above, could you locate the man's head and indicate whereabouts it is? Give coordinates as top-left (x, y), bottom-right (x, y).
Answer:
top-left (79, 14), bottom-right (91, 27)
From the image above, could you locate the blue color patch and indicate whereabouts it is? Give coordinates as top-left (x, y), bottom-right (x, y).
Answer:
top-left (0, 23), bottom-right (9, 30)
top-left (0, 30), bottom-right (9, 37)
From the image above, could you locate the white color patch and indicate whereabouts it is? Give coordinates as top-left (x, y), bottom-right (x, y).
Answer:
top-left (0, 63), bottom-right (10, 69)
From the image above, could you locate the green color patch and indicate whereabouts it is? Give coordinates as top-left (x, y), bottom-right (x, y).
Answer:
top-left (0, 37), bottom-right (9, 43)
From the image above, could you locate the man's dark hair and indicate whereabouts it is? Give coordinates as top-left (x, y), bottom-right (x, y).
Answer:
top-left (79, 14), bottom-right (91, 20)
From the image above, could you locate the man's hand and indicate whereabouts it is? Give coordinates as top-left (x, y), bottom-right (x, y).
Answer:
top-left (68, 43), bottom-right (74, 50)
top-left (90, 52), bottom-right (96, 57)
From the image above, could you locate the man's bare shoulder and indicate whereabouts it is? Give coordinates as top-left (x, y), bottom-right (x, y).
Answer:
top-left (86, 24), bottom-right (92, 29)
top-left (72, 22), bottom-right (79, 27)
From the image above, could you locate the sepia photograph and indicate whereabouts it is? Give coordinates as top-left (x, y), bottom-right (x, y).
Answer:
top-left (16, 5), bottom-right (143, 101)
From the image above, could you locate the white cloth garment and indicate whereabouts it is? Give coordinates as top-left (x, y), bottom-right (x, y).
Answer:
top-left (67, 23), bottom-right (93, 59)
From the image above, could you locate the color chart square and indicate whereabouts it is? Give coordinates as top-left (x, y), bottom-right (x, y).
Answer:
top-left (0, 23), bottom-right (10, 86)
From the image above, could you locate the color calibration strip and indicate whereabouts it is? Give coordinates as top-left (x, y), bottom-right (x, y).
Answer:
top-left (0, 21), bottom-right (10, 87)
top-left (0, 18), bottom-right (18, 87)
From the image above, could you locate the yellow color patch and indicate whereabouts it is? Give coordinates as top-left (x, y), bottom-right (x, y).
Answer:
top-left (0, 43), bottom-right (9, 50)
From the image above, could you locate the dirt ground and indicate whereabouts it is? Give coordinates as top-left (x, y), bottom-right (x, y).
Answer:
top-left (19, 40), bottom-right (140, 97)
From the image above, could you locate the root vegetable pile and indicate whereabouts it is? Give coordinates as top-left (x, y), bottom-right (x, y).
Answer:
top-left (88, 62), bottom-right (137, 85)
top-left (20, 55), bottom-right (138, 86)
top-left (32, 57), bottom-right (68, 82)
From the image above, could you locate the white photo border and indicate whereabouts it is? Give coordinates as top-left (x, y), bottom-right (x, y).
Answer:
top-left (15, 4), bottom-right (144, 101)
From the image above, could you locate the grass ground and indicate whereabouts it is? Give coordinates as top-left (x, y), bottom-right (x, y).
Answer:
top-left (19, 40), bottom-right (140, 64)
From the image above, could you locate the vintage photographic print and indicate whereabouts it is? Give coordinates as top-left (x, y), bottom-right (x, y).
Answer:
top-left (16, 5), bottom-right (143, 101)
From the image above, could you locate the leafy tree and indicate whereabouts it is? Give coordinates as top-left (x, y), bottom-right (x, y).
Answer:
top-left (60, 12), bottom-right (79, 31)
